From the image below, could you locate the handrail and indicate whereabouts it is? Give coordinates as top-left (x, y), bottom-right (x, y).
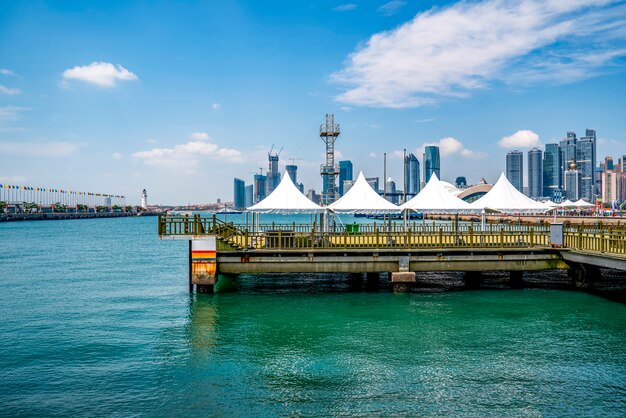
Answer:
top-left (157, 214), bottom-right (626, 255)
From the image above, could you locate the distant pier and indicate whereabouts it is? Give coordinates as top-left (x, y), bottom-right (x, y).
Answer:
top-left (0, 211), bottom-right (160, 222)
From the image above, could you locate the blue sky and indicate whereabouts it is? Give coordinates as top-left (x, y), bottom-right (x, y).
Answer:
top-left (1, 0), bottom-right (625, 204)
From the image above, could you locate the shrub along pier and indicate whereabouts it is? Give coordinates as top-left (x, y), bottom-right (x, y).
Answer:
top-left (158, 214), bottom-right (626, 292)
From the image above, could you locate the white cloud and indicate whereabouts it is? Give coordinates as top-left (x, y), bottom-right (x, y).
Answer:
top-left (0, 175), bottom-right (27, 183)
top-left (146, 138), bottom-right (159, 144)
top-left (0, 69), bottom-right (16, 76)
top-left (420, 137), bottom-right (482, 158)
top-left (333, 0), bottom-right (626, 108)
top-left (62, 62), bottom-right (138, 87)
top-left (333, 3), bottom-right (356, 11)
top-left (378, 0), bottom-right (406, 16)
top-left (0, 85), bottom-right (21, 95)
top-left (0, 106), bottom-right (31, 121)
top-left (415, 117), bottom-right (434, 123)
top-left (211, 102), bottom-right (221, 110)
top-left (498, 130), bottom-right (541, 149)
top-left (0, 141), bottom-right (79, 157)
top-left (132, 133), bottom-right (242, 174)
top-left (369, 152), bottom-right (378, 158)
top-left (190, 132), bottom-right (210, 140)
top-left (112, 152), bottom-right (123, 160)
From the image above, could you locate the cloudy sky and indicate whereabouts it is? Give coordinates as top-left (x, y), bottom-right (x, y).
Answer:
top-left (1, 0), bottom-right (625, 204)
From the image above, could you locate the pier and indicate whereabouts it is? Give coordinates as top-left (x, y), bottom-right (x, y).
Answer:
top-left (158, 214), bottom-right (626, 292)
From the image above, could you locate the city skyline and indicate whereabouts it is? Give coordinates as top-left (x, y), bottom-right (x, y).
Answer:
top-left (1, 1), bottom-right (625, 205)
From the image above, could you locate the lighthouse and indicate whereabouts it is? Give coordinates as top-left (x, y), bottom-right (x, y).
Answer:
top-left (141, 189), bottom-right (147, 209)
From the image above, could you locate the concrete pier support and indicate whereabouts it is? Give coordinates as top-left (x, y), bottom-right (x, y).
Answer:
top-left (568, 264), bottom-right (600, 289)
top-left (510, 271), bottom-right (524, 288)
top-left (464, 271), bottom-right (482, 289)
top-left (190, 237), bottom-right (217, 294)
top-left (391, 272), bottom-right (416, 292)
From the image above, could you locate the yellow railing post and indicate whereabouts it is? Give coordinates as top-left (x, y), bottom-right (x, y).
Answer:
top-left (530, 227), bottom-right (534, 247)
top-left (439, 227), bottom-right (443, 249)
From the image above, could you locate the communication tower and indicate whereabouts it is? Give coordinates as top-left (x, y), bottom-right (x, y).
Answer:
top-left (320, 114), bottom-right (340, 205)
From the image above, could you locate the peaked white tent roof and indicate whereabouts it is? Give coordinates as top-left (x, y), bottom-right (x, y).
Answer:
top-left (328, 171), bottom-right (401, 214)
top-left (573, 199), bottom-right (595, 208)
top-left (247, 172), bottom-right (324, 213)
top-left (401, 174), bottom-right (471, 213)
top-left (556, 199), bottom-right (576, 208)
top-left (469, 173), bottom-right (552, 213)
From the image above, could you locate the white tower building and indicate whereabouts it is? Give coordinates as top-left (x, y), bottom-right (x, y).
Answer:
top-left (141, 189), bottom-right (147, 209)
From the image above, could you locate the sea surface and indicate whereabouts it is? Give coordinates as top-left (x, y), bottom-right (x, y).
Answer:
top-left (0, 216), bottom-right (625, 416)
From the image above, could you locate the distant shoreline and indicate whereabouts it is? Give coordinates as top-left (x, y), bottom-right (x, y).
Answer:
top-left (0, 212), bottom-right (161, 222)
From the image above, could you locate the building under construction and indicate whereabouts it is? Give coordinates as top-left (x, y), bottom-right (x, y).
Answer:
top-left (320, 114), bottom-right (340, 205)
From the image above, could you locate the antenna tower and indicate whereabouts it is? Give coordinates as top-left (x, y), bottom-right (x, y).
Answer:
top-left (319, 113), bottom-right (340, 205)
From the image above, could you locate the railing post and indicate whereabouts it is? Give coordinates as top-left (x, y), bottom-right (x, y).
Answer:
top-left (245, 229), bottom-right (249, 249)
top-left (469, 226), bottom-right (474, 248)
top-left (278, 230), bottom-right (282, 250)
top-left (600, 228), bottom-right (605, 253)
top-left (530, 227), bottom-right (534, 247)
top-left (375, 224), bottom-right (379, 249)
top-left (311, 225), bottom-right (315, 250)
top-left (407, 228), bottom-right (411, 249)
top-left (344, 229), bottom-right (348, 250)
top-left (500, 227), bottom-right (504, 248)
top-left (578, 225), bottom-right (583, 250)
top-left (184, 214), bottom-right (189, 234)
top-left (439, 227), bottom-right (443, 249)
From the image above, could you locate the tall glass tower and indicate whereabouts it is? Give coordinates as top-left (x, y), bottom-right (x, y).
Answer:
top-left (506, 150), bottom-right (523, 192)
top-left (577, 129), bottom-right (596, 202)
top-left (233, 178), bottom-right (245, 210)
top-left (528, 148), bottom-right (543, 199)
top-left (285, 165), bottom-right (298, 184)
top-left (404, 153), bottom-right (420, 197)
top-left (423, 146), bottom-right (440, 182)
top-left (559, 132), bottom-right (577, 188)
top-left (338, 160), bottom-right (353, 196)
top-left (543, 143), bottom-right (561, 198)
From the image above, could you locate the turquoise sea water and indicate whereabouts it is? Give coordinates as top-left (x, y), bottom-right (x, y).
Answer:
top-left (1, 217), bottom-right (625, 416)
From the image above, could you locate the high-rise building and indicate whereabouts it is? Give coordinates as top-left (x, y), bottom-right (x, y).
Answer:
top-left (604, 156), bottom-right (614, 171)
top-left (385, 177), bottom-right (397, 203)
top-left (285, 165), bottom-right (298, 184)
top-left (366, 177), bottom-right (379, 193)
top-left (253, 174), bottom-right (267, 204)
top-left (306, 189), bottom-right (321, 205)
top-left (339, 160), bottom-right (353, 196)
top-left (233, 178), bottom-right (245, 210)
top-left (404, 153), bottom-right (420, 197)
top-left (559, 132), bottom-right (577, 187)
top-left (506, 150), bottom-right (523, 192)
top-left (528, 148), bottom-right (543, 199)
top-left (577, 129), bottom-right (596, 202)
top-left (423, 146), bottom-right (440, 182)
top-left (342, 180), bottom-right (355, 195)
top-left (564, 163), bottom-right (581, 201)
top-left (618, 155), bottom-right (626, 172)
top-left (543, 143), bottom-right (561, 198)
top-left (602, 170), bottom-right (617, 204)
top-left (455, 177), bottom-right (467, 189)
top-left (244, 184), bottom-right (253, 208)
top-left (266, 154), bottom-right (280, 195)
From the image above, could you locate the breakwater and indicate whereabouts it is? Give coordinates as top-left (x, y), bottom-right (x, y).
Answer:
top-left (0, 211), bottom-right (160, 222)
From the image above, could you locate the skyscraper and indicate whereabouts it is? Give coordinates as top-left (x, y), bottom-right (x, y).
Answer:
top-left (366, 177), bottom-right (380, 193)
top-left (266, 154), bottom-right (280, 195)
top-left (564, 163), bottom-right (581, 201)
top-left (528, 148), bottom-right (543, 199)
top-left (233, 178), bottom-right (245, 210)
top-left (423, 146), bottom-right (440, 182)
top-left (543, 143), bottom-right (561, 198)
top-left (338, 160), bottom-right (353, 196)
top-left (559, 132), bottom-right (577, 188)
top-left (577, 129), bottom-right (596, 202)
top-left (244, 184), bottom-right (253, 208)
top-left (253, 174), bottom-right (267, 204)
top-left (506, 150), bottom-right (523, 192)
top-left (286, 164), bottom-right (298, 184)
top-left (404, 153), bottom-right (420, 197)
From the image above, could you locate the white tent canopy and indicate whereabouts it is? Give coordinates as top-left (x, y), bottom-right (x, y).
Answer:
top-left (328, 171), bottom-right (401, 214)
top-left (246, 172), bottom-right (325, 213)
top-left (556, 199), bottom-right (576, 208)
top-left (401, 174), bottom-right (471, 213)
top-left (469, 173), bottom-right (552, 214)
top-left (573, 199), bottom-right (595, 208)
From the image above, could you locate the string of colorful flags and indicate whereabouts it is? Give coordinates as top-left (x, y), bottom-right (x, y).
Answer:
top-left (0, 184), bottom-right (126, 207)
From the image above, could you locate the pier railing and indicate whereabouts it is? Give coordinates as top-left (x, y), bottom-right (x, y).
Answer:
top-left (158, 214), bottom-right (626, 255)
